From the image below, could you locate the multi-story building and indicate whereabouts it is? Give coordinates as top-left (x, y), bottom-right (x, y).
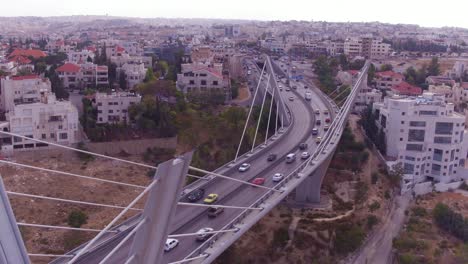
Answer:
top-left (0, 75), bottom-right (52, 112)
top-left (344, 38), bottom-right (362, 57)
top-left (176, 63), bottom-right (230, 101)
top-left (110, 53), bottom-right (152, 68)
top-left (56, 62), bottom-right (109, 89)
top-left (68, 50), bottom-right (95, 64)
top-left (370, 39), bottom-right (392, 58)
top-left (0, 93), bottom-right (79, 151)
top-left (375, 71), bottom-right (404, 90)
top-left (373, 93), bottom-right (468, 192)
top-left (119, 62), bottom-right (146, 89)
top-left (95, 92), bottom-right (141, 124)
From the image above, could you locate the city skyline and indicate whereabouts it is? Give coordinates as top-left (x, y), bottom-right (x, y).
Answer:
top-left (1, 0), bottom-right (468, 29)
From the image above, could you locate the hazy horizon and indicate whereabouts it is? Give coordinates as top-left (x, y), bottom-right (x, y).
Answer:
top-left (1, 0), bottom-right (468, 29)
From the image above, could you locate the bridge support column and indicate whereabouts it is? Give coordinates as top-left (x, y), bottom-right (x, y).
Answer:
top-left (0, 175), bottom-right (30, 264)
top-left (295, 152), bottom-right (334, 203)
top-left (126, 152), bottom-right (193, 264)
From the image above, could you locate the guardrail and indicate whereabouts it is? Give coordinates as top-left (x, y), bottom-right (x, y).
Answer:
top-left (182, 61), bottom-right (370, 263)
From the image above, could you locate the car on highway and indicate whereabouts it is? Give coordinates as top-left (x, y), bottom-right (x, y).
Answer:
top-left (285, 87), bottom-right (291, 91)
top-left (316, 120), bottom-right (321, 126)
top-left (252, 177), bottom-right (266, 185)
top-left (196, 227), bottom-right (214, 241)
top-left (286, 153), bottom-right (296, 163)
top-left (267, 153), bottom-right (277, 161)
top-left (324, 125), bottom-right (330, 131)
top-left (289, 96), bottom-right (294, 101)
top-left (324, 110), bottom-right (329, 115)
top-left (301, 151), bottom-right (310, 159)
top-left (325, 118), bottom-right (331, 123)
top-left (272, 173), bottom-right (284, 182)
top-left (164, 238), bottom-right (179, 252)
top-left (208, 206), bottom-right (224, 217)
top-left (304, 85), bottom-right (309, 89)
top-left (187, 188), bottom-right (205, 202)
top-left (292, 85), bottom-right (297, 90)
top-left (315, 137), bottom-right (322, 144)
top-left (305, 92), bottom-right (312, 101)
top-left (238, 163), bottom-right (251, 172)
top-left (203, 193), bottom-right (218, 204)
top-left (299, 142), bottom-right (308, 150)
top-left (311, 128), bottom-right (319, 135)
top-left (315, 110), bottom-right (320, 115)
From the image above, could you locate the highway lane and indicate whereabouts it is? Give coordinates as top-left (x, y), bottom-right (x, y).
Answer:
top-left (64, 58), bottom-right (332, 264)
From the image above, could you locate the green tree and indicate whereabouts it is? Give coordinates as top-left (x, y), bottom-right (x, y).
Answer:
top-left (334, 224), bottom-right (365, 254)
top-left (67, 210), bottom-right (88, 228)
top-left (368, 63), bottom-right (376, 85)
top-left (427, 57), bottom-right (441, 76)
top-left (380, 64), bottom-right (393, 71)
top-left (119, 70), bottom-right (127, 90)
top-left (144, 67), bottom-right (156, 83)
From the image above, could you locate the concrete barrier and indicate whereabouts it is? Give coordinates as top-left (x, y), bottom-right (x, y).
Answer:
top-left (84, 137), bottom-right (177, 156)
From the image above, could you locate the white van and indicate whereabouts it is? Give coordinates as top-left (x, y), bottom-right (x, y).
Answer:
top-left (286, 153), bottom-right (296, 163)
top-left (305, 92), bottom-right (312, 101)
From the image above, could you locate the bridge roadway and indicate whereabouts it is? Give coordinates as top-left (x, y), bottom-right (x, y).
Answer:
top-left (59, 58), bottom-right (334, 264)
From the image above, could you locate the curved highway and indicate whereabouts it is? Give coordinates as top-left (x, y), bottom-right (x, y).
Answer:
top-left (58, 57), bottom-right (334, 264)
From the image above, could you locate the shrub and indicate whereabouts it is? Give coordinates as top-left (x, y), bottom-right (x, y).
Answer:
top-left (367, 215), bottom-right (379, 229)
top-left (371, 172), bottom-right (379, 184)
top-left (271, 227), bottom-right (290, 248)
top-left (67, 210), bottom-right (88, 228)
top-left (411, 206), bottom-right (427, 217)
top-left (368, 201), bottom-right (381, 212)
top-left (333, 224), bottom-right (365, 254)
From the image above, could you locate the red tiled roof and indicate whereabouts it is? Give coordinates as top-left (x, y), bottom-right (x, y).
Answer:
top-left (97, 66), bottom-right (108, 71)
top-left (346, 70), bottom-right (359, 76)
top-left (8, 55), bottom-right (32, 64)
top-left (11, 75), bottom-right (40, 80)
top-left (391, 81), bottom-right (422, 96)
top-left (86, 46), bottom-right (97, 52)
top-left (462, 82), bottom-right (468, 89)
top-left (116, 45), bottom-right (125, 53)
top-left (56, 63), bottom-right (81, 73)
top-left (376, 71), bottom-right (404, 79)
top-left (8, 48), bottom-right (46, 59)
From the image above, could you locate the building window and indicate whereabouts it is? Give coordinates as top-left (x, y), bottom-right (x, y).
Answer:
top-left (406, 144), bottom-right (423, 152)
top-left (109, 110), bottom-right (113, 113)
top-left (41, 134), bottom-right (46, 139)
top-left (189, 80), bottom-right (195, 85)
top-left (434, 137), bottom-right (451, 144)
top-left (409, 121), bottom-right (426, 127)
top-left (435, 122), bottom-right (453, 135)
top-left (404, 163), bottom-right (414, 174)
top-left (13, 137), bottom-right (22, 143)
top-left (408, 129), bottom-right (425, 142)
top-left (59, 133), bottom-right (68, 140)
top-left (419, 110), bottom-right (437, 116)
top-left (213, 81), bottom-right (219, 86)
top-left (201, 80), bottom-right (207, 86)
top-left (433, 149), bottom-right (443, 161)
top-left (50, 133), bottom-right (55, 138)
top-left (431, 164), bottom-right (441, 176)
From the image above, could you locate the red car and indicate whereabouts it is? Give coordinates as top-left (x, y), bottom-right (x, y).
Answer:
top-left (325, 118), bottom-right (331, 123)
top-left (252, 178), bottom-right (265, 186)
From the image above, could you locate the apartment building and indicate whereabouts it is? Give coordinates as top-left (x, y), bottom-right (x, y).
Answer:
top-left (344, 38), bottom-right (362, 57)
top-left (373, 93), bottom-right (468, 192)
top-left (176, 63), bottom-right (230, 100)
top-left (56, 62), bottom-right (109, 89)
top-left (95, 92), bottom-right (141, 124)
top-left (68, 50), bottom-right (95, 64)
top-left (119, 62), bottom-right (146, 89)
top-left (0, 75), bottom-right (52, 112)
top-left (1, 93), bottom-right (79, 151)
top-left (110, 53), bottom-right (152, 68)
top-left (375, 71), bottom-right (404, 90)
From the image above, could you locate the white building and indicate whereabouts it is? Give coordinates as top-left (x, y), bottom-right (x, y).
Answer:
top-left (95, 92), bottom-right (141, 124)
top-left (1, 93), bottom-right (80, 151)
top-left (176, 63), bottom-right (230, 100)
top-left (119, 63), bottom-right (146, 89)
top-left (373, 93), bottom-right (468, 192)
top-left (110, 53), bottom-right (152, 68)
top-left (56, 62), bottom-right (109, 89)
top-left (68, 50), bottom-right (95, 64)
top-left (0, 75), bottom-right (52, 112)
top-left (370, 39), bottom-right (392, 58)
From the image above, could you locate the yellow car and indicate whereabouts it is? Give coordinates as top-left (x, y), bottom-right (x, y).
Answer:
top-left (203, 193), bottom-right (218, 204)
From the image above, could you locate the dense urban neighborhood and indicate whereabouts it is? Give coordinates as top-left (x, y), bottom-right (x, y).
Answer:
top-left (0, 14), bottom-right (467, 264)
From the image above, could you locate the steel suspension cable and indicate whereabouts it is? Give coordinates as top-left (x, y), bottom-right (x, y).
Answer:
top-left (251, 73), bottom-right (271, 152)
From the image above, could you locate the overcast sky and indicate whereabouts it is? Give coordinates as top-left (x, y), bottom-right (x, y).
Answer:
top-left (2, 0), bottom-right (468, 29)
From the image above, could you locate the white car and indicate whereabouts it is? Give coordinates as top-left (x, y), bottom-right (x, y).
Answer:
top-left (196, 227), bottom-right (214, 241)
top-left (272, 173), bottom-right (284, 182)
top-left (238, 163), bottom-right (251, 172)
top-left (301, 152), bottom-right (310, 159)
top-left (164, 238), bottom-right (179, 252)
